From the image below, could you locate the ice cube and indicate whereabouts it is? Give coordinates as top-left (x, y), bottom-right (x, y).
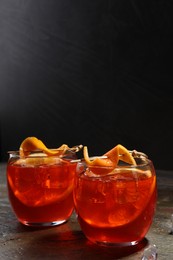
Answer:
top-left (141, 244), bottom-right (157, 260)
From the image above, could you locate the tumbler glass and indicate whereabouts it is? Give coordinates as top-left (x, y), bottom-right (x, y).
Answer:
top-left (73, 151), bottom-right (157, 246)
top-left (7, 151), bottom-right (77, 227)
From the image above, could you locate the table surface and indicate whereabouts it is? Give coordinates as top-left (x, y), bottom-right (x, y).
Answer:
top-left (0, 162), bottom-right (173, 260)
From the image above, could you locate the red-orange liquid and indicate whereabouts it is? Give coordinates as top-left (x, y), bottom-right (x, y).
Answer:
top-left (74, 169), bottom-right (157, 245)
top-left (7, 160), bottom-right (76, 226)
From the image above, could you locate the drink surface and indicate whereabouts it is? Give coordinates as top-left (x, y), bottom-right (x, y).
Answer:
top-left (7, 159), bottom-right (76, 224)
top-left (74, 168), bottom-right (157, 244)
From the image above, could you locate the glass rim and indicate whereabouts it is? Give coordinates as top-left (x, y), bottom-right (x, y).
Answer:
top-left (76, 158), bottom-right (154, 179)
top-left (77, 159), bottom-right (152, 169)
top-left (7, 144), bottom-right (83, 157)
top-left (7, 150), bottom-right (55, 157)
top-left (74, 151), bottom-right (153, 180)
top-left (71, 150), bottom-right (149, 163)
top-left (7, 150), bottom-right (76, 160)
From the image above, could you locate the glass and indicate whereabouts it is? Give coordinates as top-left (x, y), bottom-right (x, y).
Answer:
top-left (73, 152), bottom-right (157, 246)
top-left (7, 151), bottom-right (77, 227)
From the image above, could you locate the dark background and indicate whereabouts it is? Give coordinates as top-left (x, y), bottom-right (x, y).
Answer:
top-left (0, 0), bottom-right (173, 170)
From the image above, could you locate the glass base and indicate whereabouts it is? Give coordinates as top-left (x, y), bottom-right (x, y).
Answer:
top-left (21, 219), bottom-right (67, 227)
top-left (95, 240), bottom-right (139, 247)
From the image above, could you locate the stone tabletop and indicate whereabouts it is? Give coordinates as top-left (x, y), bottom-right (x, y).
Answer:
top-left (0, 163), bottom-right (173, 259)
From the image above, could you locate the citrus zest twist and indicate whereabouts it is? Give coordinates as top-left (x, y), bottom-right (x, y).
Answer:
top-left (83, 144), bottom-right (136, 174)
top-left (19, 137), bottom-right (69, 157)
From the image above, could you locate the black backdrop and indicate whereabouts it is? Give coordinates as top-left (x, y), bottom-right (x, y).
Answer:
top-left (0, 0), bottom-right (173, 170)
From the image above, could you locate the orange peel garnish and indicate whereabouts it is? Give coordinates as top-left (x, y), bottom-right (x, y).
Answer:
top-left (105, 144), bottom-right (136, 166)
top-left (19, 137), bottom-right (69, 157)
top-left (83, 144), bottom-right (136, 175)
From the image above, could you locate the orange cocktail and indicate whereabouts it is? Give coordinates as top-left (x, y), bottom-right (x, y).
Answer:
top-left (74, 148), bottom-right (157, 246)
top-left (6, 137), bottom-right (81, 227)
top-left (7, 153), bottom-right (77, 226)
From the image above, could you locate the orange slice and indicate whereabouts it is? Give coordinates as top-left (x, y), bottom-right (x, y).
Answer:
top-left (19, 137), bottom-right (69, 157)
top-left (8, 173), bottom-right (74, 207)
top-left (14, 156), bottom-right (62, 167)
top-left (83, 144), bottom-right (136, 175)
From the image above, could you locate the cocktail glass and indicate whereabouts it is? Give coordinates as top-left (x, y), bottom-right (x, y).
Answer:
top-left (7, 151), bottom-right (77, 227)
top-left (73, 151), bottom-right (157, 246)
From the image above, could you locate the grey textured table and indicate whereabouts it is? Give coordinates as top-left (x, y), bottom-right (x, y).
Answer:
top-left (0, 163), bottom-right (173, 259)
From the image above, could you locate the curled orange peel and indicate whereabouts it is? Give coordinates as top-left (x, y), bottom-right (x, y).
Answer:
top-left (83, 146), bottom-right (116, 167)
top-left (83, 144), bottom-right (136, 174)
top-left (19, 137), bottom-right (69, 157)
top-left (105, 144), bottom-right (136, 166)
